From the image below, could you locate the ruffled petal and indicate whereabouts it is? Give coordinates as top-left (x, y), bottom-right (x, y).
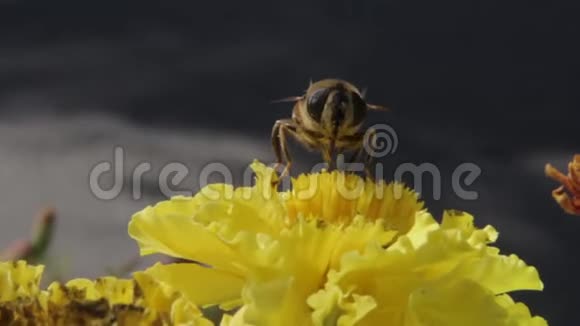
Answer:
top-left (238, 218), bottom-right (343, 326)
top-left (451, 254), bottom-right (543, 294)
top-left (128, 195), bottom-right (241, 272)
top-left (133, 271), bottom-right (215, 325)
top-left (54, 277), bottom-right (135, 305)
top-left (0, 261), bottom-right (43, 301)
top-left (220, 306), bottom-right (250, 326)
top-left (170, 296), bottom-right (215, 326)
top-left (408, 211), bottom-right (501, 281)
top-left (308, 284), bottom-right (377, 326)
top-left (405, 279), bottom-right (511, 326)
top-left (495, 294), bottom-right (548, 326)
top-left (144, 262), bottom-right (244, 309)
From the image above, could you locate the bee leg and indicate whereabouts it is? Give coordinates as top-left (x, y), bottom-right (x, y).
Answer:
top-left (272, 121), bottom-right (284, 171)
top-left (321, 147), bottom-right (333, 170)
top-left (271, 119), bottom-right (297, 177)
top-left (341, 130), bottom-right (374, 177)
top-left (362, 128), bottom-right (378, 178)
top-left (347, 146), bottom-right (365, 164)
top-left (328, 139), bottom-right (337, 171)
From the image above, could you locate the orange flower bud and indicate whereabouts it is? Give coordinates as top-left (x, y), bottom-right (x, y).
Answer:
top-left (545, 154), bottom-right (580, 215)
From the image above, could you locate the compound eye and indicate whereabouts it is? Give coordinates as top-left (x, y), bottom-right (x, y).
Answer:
top-left (306, 88), bottom-right (330, 122)
top-left (350, 92), bottom-right (367, 126)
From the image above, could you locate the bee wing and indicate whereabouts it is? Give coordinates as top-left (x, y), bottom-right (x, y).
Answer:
top-left (270, 96), bottom-right (304, 104)
top-left (367, 103), bottom-right (390, 111)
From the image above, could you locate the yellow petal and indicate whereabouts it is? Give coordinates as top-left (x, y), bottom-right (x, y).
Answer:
top-left (0, 261), bottom-right (44, 301)
top-left (129, 196), bottom-right (241, 272)
top-left (495, 294), bottom-right (548, 326)
top-left (329, 216), bottom-right (398, 268)
top-left (403, 211), bottom-right (439, 248)
top-left (170, 296), bottom-right (215, 326)
top-left (329, 245), bottom-right (420, 324)
top-left (409, 212), bottom-right (501, 280)
top-left (405, 279), bottom-right (542, 326)
top-left (133, 271), bottom-right (175, 312)
top-left (452, 254), bottom-right (543, 294)
top-left (144, 262), bottom-right (244, 308)
top-left (238, 219), bottom-right (342, 326)
top-left (93, 277), bottom-right (135, 305)
top-left (405, 279), bottom-right (502, 326)
top-left (220, 306), bottom-right (250, 326)
top-left (48, 277), bottom-right (135, 305)
top-left (134, 271), bottom-right (215, 325)
top-left (308, 284), bottom-right (377, 326)
top-left (440, 210), bottom-right (498, 245)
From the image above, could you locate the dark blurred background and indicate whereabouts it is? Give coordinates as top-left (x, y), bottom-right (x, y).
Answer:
top-left (0, 1), bottom-right (578, 324)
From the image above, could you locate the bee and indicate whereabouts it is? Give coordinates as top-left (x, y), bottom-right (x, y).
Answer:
top-left (272, 78), bottom-right (387, 176)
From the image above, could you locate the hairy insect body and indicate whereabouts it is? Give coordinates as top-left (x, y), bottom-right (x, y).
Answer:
top-left (272, 79), bottom-right (386, 175)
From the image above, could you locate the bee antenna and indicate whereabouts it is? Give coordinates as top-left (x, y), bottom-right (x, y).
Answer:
top-left (270, 96), bottom-right (304, 104)
top-left (367, 103), bottom-right (390, 111)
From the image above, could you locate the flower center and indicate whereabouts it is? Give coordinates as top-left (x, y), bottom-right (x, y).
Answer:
top-left (282, 170), bottom-right (424, 233)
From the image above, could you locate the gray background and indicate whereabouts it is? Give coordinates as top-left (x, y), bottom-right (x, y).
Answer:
top-left (0, 1), bottom-right (578, 324)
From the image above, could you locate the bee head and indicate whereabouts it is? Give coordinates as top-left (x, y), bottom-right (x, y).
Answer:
top-left (305, 80), bottom-right (368, 132)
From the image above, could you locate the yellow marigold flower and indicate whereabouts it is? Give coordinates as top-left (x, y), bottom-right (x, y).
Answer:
top-left (129, 161), bottom-right (546, 325)
top-left (307, 211), bottom-right (546, 325)
top-left (0, 260), bottom-right (212, 325)
top-left (130, 162), bottom-right (421, 325)
top-left (545, 154), bottom-right (580, 215)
